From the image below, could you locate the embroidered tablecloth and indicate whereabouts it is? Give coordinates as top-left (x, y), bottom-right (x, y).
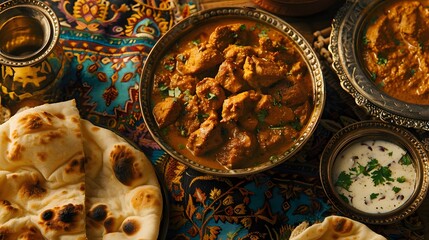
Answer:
top-left (11, 0), bottom-right (429, 239)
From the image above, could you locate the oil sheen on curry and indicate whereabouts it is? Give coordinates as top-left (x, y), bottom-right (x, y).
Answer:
top-left (361, 0), bottom-right (429, 105)
top-left (151, 20), bottom-right (313, 170)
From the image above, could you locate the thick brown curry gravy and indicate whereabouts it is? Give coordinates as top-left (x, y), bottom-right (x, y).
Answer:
top-left (361, 0), bottom-right (429, 105)
top-left (151, 19), bottom-right (313, 170)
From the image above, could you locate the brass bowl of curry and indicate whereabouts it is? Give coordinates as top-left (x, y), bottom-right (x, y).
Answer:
top-left (139, 7), bottom-right (325, 176)
top-left (330, 0), bottom-right (429, 130)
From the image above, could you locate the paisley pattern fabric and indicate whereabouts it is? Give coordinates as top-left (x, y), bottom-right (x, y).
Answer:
top-left (24, 1), bottom-right (429, 239)
top-left (47, 0), bottom-right (193, 161)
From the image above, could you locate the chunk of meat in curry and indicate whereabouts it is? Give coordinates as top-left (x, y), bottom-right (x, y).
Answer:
top-left (176, 43), bottom-right (224, 75)
top-left (153, 97), bottom-right (182, 128)
top-left (216, 122), bottom-right (258, 169)
top-left (187, 113), bottom-right (223, 156)
top-left (152, 22), bottom-right (313, 169)
top-left (196, 77), bottom-right (226, 112)
top-left (215, 60), bottom-right (250, 93)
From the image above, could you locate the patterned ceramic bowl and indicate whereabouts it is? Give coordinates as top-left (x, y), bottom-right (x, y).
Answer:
top-left (139, 7), bottom-right (325, 176)
top-left (330, 0), bottom-right (429, 130)
top-left (320, 121), bottom-right (429, 224)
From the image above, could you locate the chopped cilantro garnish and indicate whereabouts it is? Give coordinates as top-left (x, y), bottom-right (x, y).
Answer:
top-left (290, 119), bottom-right (302, 131)
top-left (371, 166), bottom-right (394, 186)
top-left (272, 98), bottom-right (282, 107)
top-left (349, 159), bottom-right (377, 177)
top-left (206, 93), bottom-right (217, 100)
top-left (362, 36), bottom-right (369, 45)
top-left (392, 186), bottom-right (401, 193)
top-left (258, 29), bottom-right (268, 38)
top-left (396, 176), bottom-right (406, 183)
top-left (239, 24), bottom-right (246, 31)
top-left (159, 83), bottom-right (169, 92)
top-left (178, 125), bottom-right (187, 137)
top-left (164, 64), bottom-right (174, 71)
top-left (376, 54), bottom-right (388, 65)
top-left (168, 87), bottom-right (181, 98)
top-left (399, 153), bottom-right (412, 166)
top-left (197, 113), bottom-right (209, 122)
top-left (177, 53), bottom-right (186, 62)
top-left (339, 194), bottom-right (349, 204)
top-left (366, 158), bottom-right (379, 173)
top-left (191, 39), bottom-right (201, 46)
top-left (350, 163), bottom-right (366, 176)
top-left (159, 83), bottom-right (169, 97)
top-left (335, 171), bottom-right (353, 191)
top-left (370, 193), bottom-right (379, 200)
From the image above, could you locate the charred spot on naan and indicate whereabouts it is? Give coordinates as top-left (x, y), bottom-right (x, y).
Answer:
top-left (65, 155), bottom-right (85, 175)
top-left (18, 112), bottom-right (54, 132)
top-left (122, 219), bottom-right (140, 236)
top-left (18, 174), bottom-right (47, 199)
top-left (332, 217), bottom-right (354, 235)
top-left (6, 142), bottom-right (25, 161)
top-left (0, 200), bottom-right (18, 211)
top-left (36, 152), bottom-right (48, 162)
top-left (110, 144), bottom-right (144, 187)
top-left (88, 204), bottom-right (108, 222)
top-left (39, 204), bottom-right (84, 232)
top-left (103, 216), bottom-right (119, 233)
top-left (38, 129), bottom-right (66, 145)
top-left (54, 113), bottom-right (65, 120)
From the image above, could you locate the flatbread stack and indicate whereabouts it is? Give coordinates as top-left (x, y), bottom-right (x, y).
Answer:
top-left (0, 100), bottom-right (163, 240)
top-left (289, 215), bottom-right (387, 240)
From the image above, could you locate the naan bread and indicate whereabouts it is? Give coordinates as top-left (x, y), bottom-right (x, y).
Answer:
top-left (0, 100), bottom-right (163, 239)
top-left (0, 100), bottom-right (86, 240)
top-left (81, 119), bottom-right (163, 240)
top-left (289, 215), bottom-right (386, 240)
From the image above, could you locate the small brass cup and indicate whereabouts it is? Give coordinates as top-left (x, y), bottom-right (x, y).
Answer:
top-left (0, 0), bottom-right (69, 112)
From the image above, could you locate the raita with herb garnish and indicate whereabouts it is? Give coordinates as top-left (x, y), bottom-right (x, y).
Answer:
top-left (151, 20), bottom-right (314, 170)
top-left (333, 140), bottom-right (416, 214)
top-left (361, 0), bottom-right (429, 105)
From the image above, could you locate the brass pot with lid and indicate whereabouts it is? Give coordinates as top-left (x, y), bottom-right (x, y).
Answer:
top-left (0, 0), bottom-right (69, 113)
